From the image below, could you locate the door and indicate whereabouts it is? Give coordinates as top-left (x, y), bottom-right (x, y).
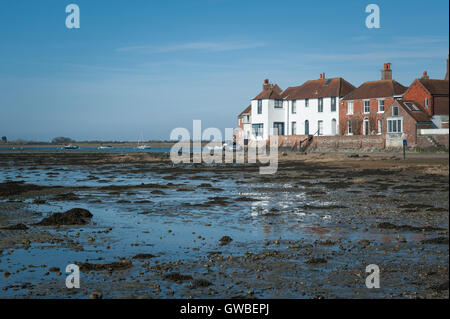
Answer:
top-left (305, 120), bottom-right (309, 135)
top-left (364, 119), bottom-right (369, 135)
top-left (331, 119), bottom-right (337, 135)
top-left (318, 120), bottom-right (323, 136)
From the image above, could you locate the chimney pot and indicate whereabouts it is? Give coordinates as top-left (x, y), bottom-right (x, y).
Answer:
top-left (381, 63), bottom-right (393, 80)
top-left (264, 79), bottom-right (269, 84)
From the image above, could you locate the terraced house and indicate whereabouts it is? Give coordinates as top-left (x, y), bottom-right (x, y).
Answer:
top-left (241, 76), bottom-right (355, 141)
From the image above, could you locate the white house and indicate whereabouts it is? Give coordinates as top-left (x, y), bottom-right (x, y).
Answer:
top-left (247, 76), bottom-right (355, 140)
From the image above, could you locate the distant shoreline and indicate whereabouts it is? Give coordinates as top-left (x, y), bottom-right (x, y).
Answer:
top-left (0, 141), bottom-right (222, 148)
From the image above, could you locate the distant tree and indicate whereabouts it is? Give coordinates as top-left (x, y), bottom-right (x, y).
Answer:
top-left (1, 136), bottom-right (6, 143)
top-left (351, 115), bottom-right (363, 135)
top-left (51, 137), bottom-right (75, 144)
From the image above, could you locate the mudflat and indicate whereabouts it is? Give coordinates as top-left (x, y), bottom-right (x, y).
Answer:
top-left (0, 151), bottom-right (448, 298)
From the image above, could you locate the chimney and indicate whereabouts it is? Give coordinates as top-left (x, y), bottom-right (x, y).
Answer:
top-left (322, 72), bottom-right (326, 79)
top-left (263, 79), bottom-right (270, 90)
top-left (319, 73), bottom-right (323, 79)
top-left (381, 63), bottom-right (392, 80)
top-left (421, 71), bottom-right (429, 80)
top-left (445, 55), bottom-right (449, 81)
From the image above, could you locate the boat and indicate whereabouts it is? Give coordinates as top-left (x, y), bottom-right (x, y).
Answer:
top-left (98, 145), bottom-right (113, 150)
top-left (137, 132), bottom-right (151, 150)
top-left (63, 144), bottom-right (79, 150)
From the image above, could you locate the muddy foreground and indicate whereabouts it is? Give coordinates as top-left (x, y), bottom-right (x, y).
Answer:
top-left (0, 150), bottom-right (448, 299)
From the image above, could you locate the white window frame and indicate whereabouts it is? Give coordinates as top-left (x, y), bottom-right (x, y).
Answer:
top-left (363, 100), bottom-right (371, 114)
top-left (377, 99), bottom-right (385, 113)
top-left (331, 97), bottom-right (336, 112)
top-left (292, 100), bottom-right (297, 114)
top-left (387, 117), bottom-right (403, 133)
top-left (347, 101), bottom-right (354, 115)
top-left (257, 100), bottom-right (262, 114)
top-left (305, 98), bottom-right (309, 108)
top-left (392, 106), bottom-right (399, 116)
top-left (274, 99), bottom-right (283, 109)
top-left (318, 98), bottom-right (324, 113)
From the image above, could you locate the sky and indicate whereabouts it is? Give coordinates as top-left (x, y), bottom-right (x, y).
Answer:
top-left (0, 0), bottom-right (448, 141)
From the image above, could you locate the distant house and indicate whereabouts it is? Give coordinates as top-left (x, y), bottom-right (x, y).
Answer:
top-left (250, 79), bottom-right (284, 140)
top-left (237, 105), bottom-right (251, 143)
top-left (247, 76), bottom-right (355, 140)
top-left (284, 74), bottom-right (355, 136)
top-left (340, 63), bottom-right (408, 136)
top-left (402, 71), bottom-right (449, 129)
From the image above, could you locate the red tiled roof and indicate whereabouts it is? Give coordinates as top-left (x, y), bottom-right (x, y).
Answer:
top-left (238, 105), bottom-right (251, 117)
top-left (343, 80), bottom-right (408, 100)
top-left (286, 78), bottom-right (355, 100)
top-left (252, 84), bottom-right (283, 100)
top-left (418, 79), bottom-right (449, 95)
top-left (395, 100), bottom-right (432, 123)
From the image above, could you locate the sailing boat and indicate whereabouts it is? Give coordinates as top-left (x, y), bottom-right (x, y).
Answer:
top-left (137, 132), bottom-right (151, 150)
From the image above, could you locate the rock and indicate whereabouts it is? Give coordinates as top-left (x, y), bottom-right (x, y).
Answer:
top-left (34, 208), bottom-right (93, 226)
top-left (132, 254), bottom-right (156, 260)
top-left (1, 223), bottom-right (29, 230)
top-left (421, 237), bottom-right (449, 245)
top-left (164, 273), bottom-right (193, 282)
top-left (358, 239), bottom-right (371, 247)
top-left (76, 259), bottom-right (132, 272)
top-left (219, 236), bottom-right (233, 246)
top-left (190, 279), bottom-right (213, 289)
top-left (89, 291), bottom-right (103, 299)
top-left (305, 257), bottom-right (327, 264)
top-left (49, 267), bottom-right (60, 272)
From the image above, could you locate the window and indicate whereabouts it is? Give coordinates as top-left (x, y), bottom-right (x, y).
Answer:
top-left (347, 101), bottom-right (354, 115)
top-left (292, 100), bottom-right (297, 114)
top-left (377, 119), bottom-right (382, 134)
top-left (252, 123), bottom-right (263, 137)
top-left (387, 119), bottom-right (402, 133)
top-left (257, 100), bottom-right (262, 114)
top-left (347, 120), bottom-right (352, 135)
top-left (244, 115), bottom-right (250, 123)
top-left (274, 99), bottom-right (282, 108)
top-left (425, 98), bottom-right (429, 108)
top-left (378, 99), bottom-right (385, 112)
top-left (364, 100), bottom-right (370, 113)
top-left (273, 122), bottom-right (285, 135)
top-left (291, 122), bottom-right (297, 135)
top-left (305, 98), bottom-right (309, 108)
top-left (318, 98), bottom-right (323, 112)
top-left (318, 120), bottom-right (323, 136)
top-left (331, 97), bottom-right (336, 112)
top-left (392, 106), bottom-right (399, 116)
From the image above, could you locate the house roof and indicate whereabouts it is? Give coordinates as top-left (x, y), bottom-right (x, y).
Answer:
top-left (418, 79), bottom-right (449, 95)
top-left (395, 100), bottom-right (432, 123)
top-left (238, 105), bottom-right (251, 117)
top-left (252, 84), bottom-right (283, 100)
top-left (285, 78), bottom-right (355, 100)
top-left (343, 80), bottom-right (408, 100)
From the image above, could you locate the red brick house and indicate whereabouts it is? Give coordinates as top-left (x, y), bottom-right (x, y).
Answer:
top-left (401, 71), bottom-right (449, 129)
top-left (340, 63), bottom-right (408, 136)
top-left (380, 99), bottom-right (433, 147)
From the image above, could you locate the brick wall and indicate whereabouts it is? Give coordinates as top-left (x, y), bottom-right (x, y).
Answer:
top-left (403, 79), bottom-right (432, 115)
top-left (309, 135), bottom-right (384, 150)
top-left (416, 134), bottom-right (449, 149)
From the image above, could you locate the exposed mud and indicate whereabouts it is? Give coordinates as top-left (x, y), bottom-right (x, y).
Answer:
top-left (0, 151), bottom-right (448, 299)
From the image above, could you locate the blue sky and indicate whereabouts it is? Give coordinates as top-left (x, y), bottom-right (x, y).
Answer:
top-left (0, 0), bottom-right (448, 141)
